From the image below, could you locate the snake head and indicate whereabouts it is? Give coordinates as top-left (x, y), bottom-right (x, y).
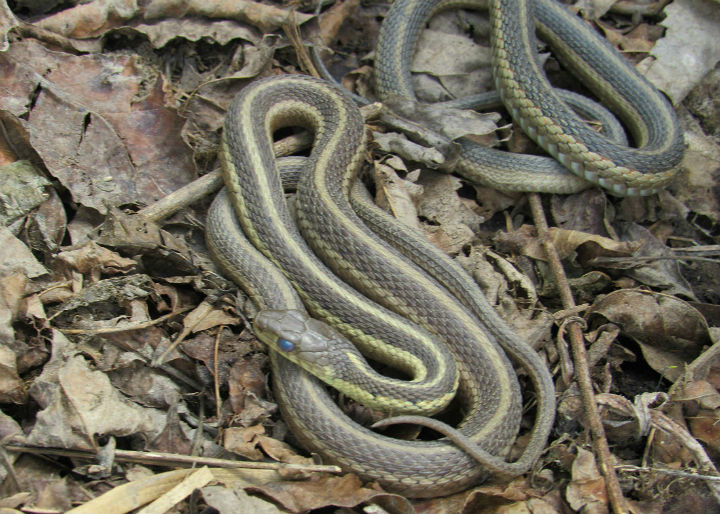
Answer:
top-left (253, 309), bottom-right (357, 381)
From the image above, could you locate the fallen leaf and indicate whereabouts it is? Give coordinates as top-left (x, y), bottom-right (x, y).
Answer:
top-left (0, 271), bottom-right (27, 345)
top-left (642, 0), bottom-right (720, 103)
top-left (223, 425), bottom-right (265, 461)
top-left (588, 289), bottom-right (710, 382)
top-left (137, 466), bottom-right (214, 514)
top-left (0, 41), bottom-right (196, 214)
top-left (132, 18), bottom-right (260, 49)
top-left (565, 448), bottom-right (608, 514)
top-left (0, 343), bottom-right (25, 404)
top-left (27, 339), bottom-right (166, 449)
top-left (0, 160), bottom-right (51, 227)
top-left (494, 224), bottom-right (638, 263)
top-left (56, 241), bottom-right (137, 277)
top-left (143, 0), bottom-right (313, 33)
top-left (247, 473), bottom-right (413, 514)
top-left (372, 159), bottom-right (424, 232)
top-left (0, 227), bottom-right (48, 278)
top-left (201, 485), bottom-right (285, 514)
top-left (227, 354), bottom-right (275, 426)
top-left (148, 404), bottom-right (193, 455)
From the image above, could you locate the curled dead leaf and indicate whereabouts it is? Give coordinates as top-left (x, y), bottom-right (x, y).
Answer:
top-left (588, 289), bottom-right (710, 382)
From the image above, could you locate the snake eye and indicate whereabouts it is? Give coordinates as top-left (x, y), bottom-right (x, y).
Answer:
top-left (277, 338), bottom-right (295, 353)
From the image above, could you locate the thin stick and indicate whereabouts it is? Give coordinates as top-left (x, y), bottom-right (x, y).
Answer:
top-left (528, 193), bottom-right (628, 514)
top-left (213, 327), bottom-right (223, 422)
top-left (58, 307), bottom-right (191, 335)
top-left (616, 464), bottom-right (720, 482)
top-left (139, 104), bottom-right (381, 224)
top-left (3, 445), bottom-right (342, 474)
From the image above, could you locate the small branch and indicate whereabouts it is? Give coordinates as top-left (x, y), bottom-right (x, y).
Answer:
top-left (528, 193), bottom-right (629, 514)
top-left (616, 464), bottom-right (720, 482)
top-left (57, 307), bottom-right (191, 335)
top-left (138, 104), bottom-right (382, 223)
top-left (3, 444), bottom-right (342, 474)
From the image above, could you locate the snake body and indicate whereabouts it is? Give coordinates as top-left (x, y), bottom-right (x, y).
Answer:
top-left (205, 0), bottom-right (684, 497)
top-left (207, 75), bottom-right (555, 497)
top-left (375, 0), bottom-right (685, 195)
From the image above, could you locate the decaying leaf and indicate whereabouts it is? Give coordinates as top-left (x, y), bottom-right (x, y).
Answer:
top-left (0, 160), bottom-right (51, 227)
top-left (36, 0), bottom-right (139, 38)
top-left (643, 0), bottom-right (720, 103)
top-left (588, 289), bottom-right (710, 382)
top-left (55, 241), bottom-right (137, 277)
top-left (0, 41), bottom-right (196, 214)
top-left (27, 337), bottom-right (166, 449)
top-left (201, 485), bottom-right (285, 514)
top-left (143, 0), bottom-right (313, 33)
top-left (565, 448), bottom-right (608, 514)
top-left (494, 224), bottom-right (638, 263)
top-left (0, 227), bottom-right (48, 279)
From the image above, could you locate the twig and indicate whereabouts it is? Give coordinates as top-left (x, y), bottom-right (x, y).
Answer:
top-left (3, 444), bottom-right (342, 474)
top-left (213, 327), bottom-right (223, 422)
top-left (57, 307), bottom-right (191, 335)
top-left (616, 464), bottom-right (720, 482)
top-left (527, 193), bottom-right (629, 514)
top-left (138, 104), bottom-right (381, 224)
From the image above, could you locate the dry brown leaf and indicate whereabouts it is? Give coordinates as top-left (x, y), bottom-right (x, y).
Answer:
top-left (0, 1), bottom-right (18, 52)
top-left (56, 241), bottom-right (137, 277)
top-left (246, 473), bottom-right (413, 514)
top-left (373, 159), bottom-right (424, 231)
top-left (190, 307), bottom-right (239, 333)
top-left (0, 343), bottom-right (24, 404)
top-left (148, 404), bottom-right (193, 454)
top-left (36, 0), bottom-right (138, 38)
top-left (227, 354), bottom-right (275, 426)
top-left (0, 271), bottom-right (27, 345)
top-left (672, 111), bottom-right (720, 222)
top-left (675, 380), bottom-right (720, 410)
top-left (589, 289), bottom-right (710, 382)
top-left (27, 341), bottom-right (166, 449)
top-left (201, 485), bottom-right (285, 514)
top-left (495, 224), bottom-right (638, 263)
top-left (565, 448), bottom-right (608, 514)
top-left (689, 408), bottom-right (720, 455)
top-left (317, 0), bottom-right (361, 46)
top-left (0, 41), bottom-right (196, 214)
top-left (598, 22), bottom-right (656, 54)
top-left (137, 466), bottom-right (214, 514)
top-left (550, 189), bottom-right (609, 236)
top-left (143, 0), bottom-right (313, 33)
top-left (67, 468), bottom-right (199, 514)
top-left (0, 160), bottom-right (51, 227)
top-left (223, 425), bottom-right (265, 461)
top-left (602, 222), bottom-right (697, 300)
top-left (132, 18), bottom-right (260, 49)
top-left (414, 477), bottom-right (558, 514)
top-left (26, 188), bottom-right (67, 255)
top-left (51, 274), bottom-right (155, 327)
top-left (643, 0), bottom-right (720, 104)
top-left (0, 227), bottom-right (48, 278)
top-left (416, 171), bottom-right (481, 254)
top-left (256, 434), bottom-right (314, 466)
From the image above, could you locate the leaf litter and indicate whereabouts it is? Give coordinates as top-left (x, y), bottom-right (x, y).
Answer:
top-left (0, 0), bottom-right (719, 513)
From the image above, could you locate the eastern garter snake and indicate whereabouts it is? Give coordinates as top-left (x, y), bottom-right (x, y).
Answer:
top-left (206, 75), bottom-right (555, 497)
top-left (205, 0), bottom-right (683, 497)
top-left (375, 0), bottom-right (685, 195)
